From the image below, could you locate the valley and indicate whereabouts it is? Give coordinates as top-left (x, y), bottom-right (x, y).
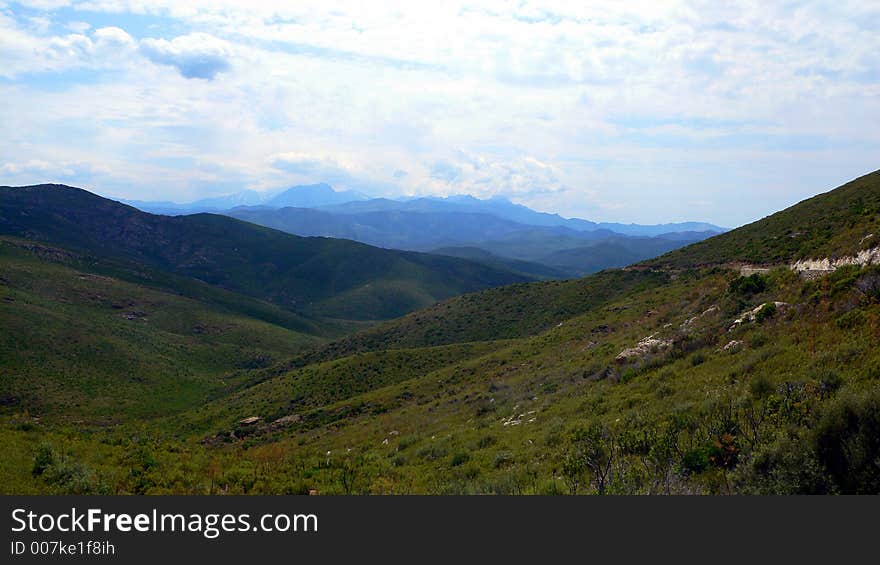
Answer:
top-left (1, 171), bottom-right (879, 495)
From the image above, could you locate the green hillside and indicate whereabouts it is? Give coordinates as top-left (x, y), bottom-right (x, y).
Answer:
top-left (429, 246), bottom-right (573, 280)
top-left (0, 237), bottom-right (320, 423)
top-left (649, 168), bottom-right (880, 269)
top-left (539, 238), bottom-right (690, 276)
top-left (2, 172), bottom-right (879, 495)
top-left (0, 184), bottom-right (531, 321)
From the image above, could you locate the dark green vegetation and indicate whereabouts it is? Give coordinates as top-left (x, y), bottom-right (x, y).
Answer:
top-left (1, 171), bottom-right (879, 495)
top-left (0, 185), bottom-right (532, 322)
top-left (0, 237), bottom-right (321, 422)
top-left (428, 247), bottom-right (571, 280)
top-left (535, 236), bottom-right (693, 276)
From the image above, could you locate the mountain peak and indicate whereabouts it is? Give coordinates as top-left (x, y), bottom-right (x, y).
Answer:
top-left (267, 183), bottom-right (368, 208)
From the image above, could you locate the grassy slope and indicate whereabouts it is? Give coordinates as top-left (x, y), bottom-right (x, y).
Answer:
top-left (649, 168), bottom-right (880, 268)
top-left (269, 270), bottom-right (669, 365)
top-left (538, 237), bottom-right (691, 276)
top-left (0, 239), bottom-right (321, 423)
top-left (6, 263), bottom-right (878, 494)
top-left (429, 246), bottom-right (573, 280)
top-left (3, 171), bottom-right (880, 494)
top-left (0, 184), bottom-right (531, 321)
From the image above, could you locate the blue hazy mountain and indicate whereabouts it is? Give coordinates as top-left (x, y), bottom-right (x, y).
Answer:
top-left (126, 185), bottom-right (724, 276)
top-left (265, 183), bottom-right (369, 208)
top-left (124, 183), bottom-right (368, 215)
top-left (226, 206), bottom-right (616, 252)
top-left (319, 194), bottom-right (725, 236)
top-left (225, 206), bottom-right (716, 277)
top-left (126, 186), bottom-right (725, 235)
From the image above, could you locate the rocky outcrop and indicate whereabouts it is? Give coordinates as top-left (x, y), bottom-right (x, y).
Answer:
top-left (269, 414), bottom-right (302, 430)
top-left (729, 302), bottom-right (788, 331)
top-left (615, 334), bottom-right (673, 363)
top-left (239, 416), bottom-right (262, 426)
top-left (739, 265), bottom-right (771, 277)
top-left (791, 245), bottom-right (880, 278)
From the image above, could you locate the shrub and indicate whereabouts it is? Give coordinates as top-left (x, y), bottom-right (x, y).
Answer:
top-left (32, 443), bottom-right (56, 476)
top-left (733, 435), bottom-right (833, 494)
top-left (749, 374), bottom-right (775, 400)
top-left (476, 435), bottom-right (497, 449)
top-left (836, 309), bottom-right (866, 329)
top-left (417, 445), bottom-right (447, 461)
top-left (813, 392), bottom-right (880, 494)
top-left (680, 446), bottom-right (712, 475)
top-left (728, 274), bottom-right (767, 296)
top-left (814, 369), bottom-right (843, 397)
top-left (855, 269), bottom-right (880, 302)
top-left (492, 451), bottom-right (514, 469)
top-left (755, 302), bottom-right (777, 323)
top-left (691, 352), bottom-right (707, 367)
top-left (450, 452), bottom-right (471, 467)
top-left (748, 332), bottom-right (767, 348)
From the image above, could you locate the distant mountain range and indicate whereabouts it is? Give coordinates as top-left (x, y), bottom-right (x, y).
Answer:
top-left (123, 183), bottom-right (369, 215)
top-left (123, 184), bottom-right (725, 277)
top-left (125, 184), bottom-right (724, 236)
top-left (318, 193), bottom-right (724, 236)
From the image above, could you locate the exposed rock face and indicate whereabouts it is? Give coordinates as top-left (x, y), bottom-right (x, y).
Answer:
top-left (615, 334), bottom-right (673, 363)
top-left (269, 414), bottom-right (302, 430)
top-left (679, 304), bottom-right (719, 331)
top-left (729, 302), bottom-right (788, 331)
top-left (740, 266), bottom-right (771, 277)
top-left (722, 340), bottom-right (743, 352)
top-left (239, 416), bottom-right (262, 426)
top-left (790, 245), bottom-right (880, 277)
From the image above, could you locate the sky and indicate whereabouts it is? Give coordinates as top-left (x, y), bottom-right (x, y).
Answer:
top-left (1, 1), bottom-right (879, 227)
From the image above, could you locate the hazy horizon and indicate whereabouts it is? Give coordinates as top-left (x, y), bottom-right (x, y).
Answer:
top-left (1, 1), bottom-right (878, 226)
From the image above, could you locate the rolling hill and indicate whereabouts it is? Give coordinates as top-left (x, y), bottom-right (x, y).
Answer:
top-left (0, 236), bottom-right (323, 423)
top-left (2, 170), bottom-right (879, 496)
top-left (427, 247), bottom-right (571, 280)
top-left (0, 184), bottom-right (532, 321)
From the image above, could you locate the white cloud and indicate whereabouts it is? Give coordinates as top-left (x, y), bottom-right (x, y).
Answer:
top-left (425, 151), bottom-right (568, 199)
top-left (1, 1), bottom-right (879, 224)
top-left (0, 158), bottom-right (110, 182)
top-left (139, 33), bottom-right (233, 79)
top-left (65, 21), bottom-right (91, 33)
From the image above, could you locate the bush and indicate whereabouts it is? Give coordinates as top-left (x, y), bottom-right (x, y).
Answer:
top-left (749, 374), bottom-right (775, 400)
top-left (729, 274), bottom-right (767, 296)
top-left (417, 445), bottom-right (447, 461)
top-left (755, 303), bottom-right (777, 323)
top-left (690, 352), bottom-right (707, 367)
top-left (450, 452), bottom-right (471, 467)
top-left (814, 369), bottom-right (843, 397)
top-left (492, 451), bottom-right (514, 469)
top-left (836, 309), bottom-right (866, 329)
top-left (680, 446), bottom-right (712, 475)
top-left (733, 435), bottom-right (833, 494)
top-left (855, 269), bottom-right (880, 302)
top-left (814, 392), bottom-right (880, 494)
top-left (32, 443), bottom-right (56, 476)
top-left (748, 332), bottom-right (767, 348)
top-left (476, 435), bottom-right (497, 449)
